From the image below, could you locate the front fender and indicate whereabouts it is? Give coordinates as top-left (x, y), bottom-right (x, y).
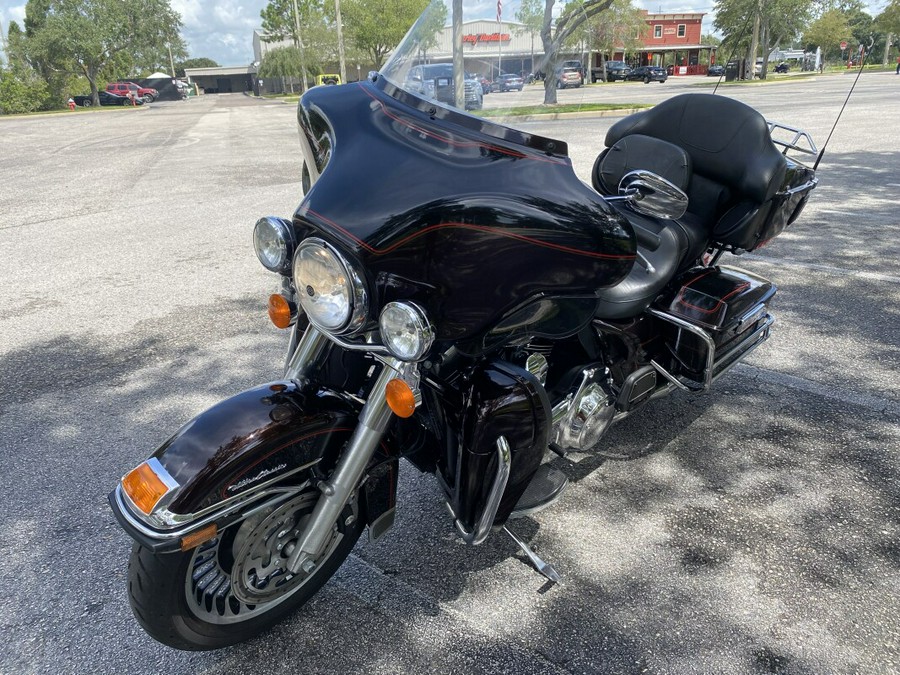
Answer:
top-left (158, 382), bottom-right (358, 514)
top-left (109, 382), bottom-right (361, 551)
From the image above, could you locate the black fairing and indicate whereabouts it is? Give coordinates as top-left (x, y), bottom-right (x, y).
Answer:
top-left (150, 382), bottom-right (359, 514)
top-left (294, 81), bottom-right (636, 356)
top-left (451, 360), bottom-right (550, 529)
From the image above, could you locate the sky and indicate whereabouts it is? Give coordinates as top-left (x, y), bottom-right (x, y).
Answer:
top-left (0, 0), bottom-right (891, 67)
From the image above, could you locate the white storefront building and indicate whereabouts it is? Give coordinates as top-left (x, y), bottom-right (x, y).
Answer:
top-left (422, 20), bottom-right (579, 78)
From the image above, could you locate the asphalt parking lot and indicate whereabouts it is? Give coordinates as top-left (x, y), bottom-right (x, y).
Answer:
top-left (1, 73), bottom-right (898, 674)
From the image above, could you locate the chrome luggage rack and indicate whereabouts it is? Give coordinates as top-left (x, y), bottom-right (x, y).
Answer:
top-left (767, 121), bottom-right (818, 157)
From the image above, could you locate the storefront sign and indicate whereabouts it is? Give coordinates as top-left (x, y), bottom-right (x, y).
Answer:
top-left (462, 33), bottom-right (511, 44)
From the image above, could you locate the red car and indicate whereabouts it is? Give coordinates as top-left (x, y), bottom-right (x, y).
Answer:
top-left (106, 81), bottom-right (158, 103)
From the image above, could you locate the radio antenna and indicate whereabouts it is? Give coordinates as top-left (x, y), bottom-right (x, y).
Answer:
top-left (712, 11), bottom-right (755, 94)
top-left (812, 35), bottom-right (874, 171)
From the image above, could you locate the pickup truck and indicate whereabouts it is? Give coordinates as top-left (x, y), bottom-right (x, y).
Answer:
top-left (106, 81), bottom-right (159, 102)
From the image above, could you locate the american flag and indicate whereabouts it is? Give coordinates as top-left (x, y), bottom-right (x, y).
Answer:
top-left (497, 0), bottom-right (502, 22)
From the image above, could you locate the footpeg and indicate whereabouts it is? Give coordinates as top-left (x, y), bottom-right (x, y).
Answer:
top-left (509, 464), bottom-right (568, 518)
top-left (504, 526), bottom-right (561, 583)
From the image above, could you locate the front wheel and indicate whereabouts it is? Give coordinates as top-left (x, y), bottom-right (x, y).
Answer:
top-left (127, 489), bottom-right (363, 650)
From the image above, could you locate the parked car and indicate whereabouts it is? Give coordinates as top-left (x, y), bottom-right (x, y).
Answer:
top-left (494, 73), bottom-right (524, 92)
top-left (556, 67), bottom-right (583, 89)
top-left (107, 81), bottom-right (158, 103)
top-left (591, 60), bottom-right (631, 83)
top-left (707, 64), bottom-right (725, 77)
top-left (626, 66), bottom-right (668, 83)
top-left (72, 91), bottom-right (144, 107)
top-left (405, 64), bottom-right (482, 110)
top-left (559, 59), bottom-right (585, 79)
top-left (315, 74), bottom-right (341, 86)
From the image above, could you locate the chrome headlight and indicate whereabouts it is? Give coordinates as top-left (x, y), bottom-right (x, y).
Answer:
top-left (379, 302), bottom-right (434, 361)
top-left (293, 238), bottom-right (367, 334)
top-left (253, 217), bottom-right (295, 273)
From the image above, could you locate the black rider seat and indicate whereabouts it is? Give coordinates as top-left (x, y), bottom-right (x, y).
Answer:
top-left (592, 94), bottom-right (788, 320)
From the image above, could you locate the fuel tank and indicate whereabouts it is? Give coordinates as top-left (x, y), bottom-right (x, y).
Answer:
top-left (294, 80), bottom-right (636, 353)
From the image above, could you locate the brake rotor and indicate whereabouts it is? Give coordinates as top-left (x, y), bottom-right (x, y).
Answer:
top-left (230, 492), bottom-right (342, 605)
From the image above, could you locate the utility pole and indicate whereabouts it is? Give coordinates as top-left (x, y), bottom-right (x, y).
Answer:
top-left (334, 0), bottom-right (346, 84)
top-left (291, 0), bottom-right (310, 92)
top-left (168, 42), bottom-right (176, 78)
top-left (452, 0), bottom-right (464, 109)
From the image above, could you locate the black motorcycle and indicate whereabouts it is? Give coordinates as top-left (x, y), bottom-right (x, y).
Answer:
top-left (108, 0), bottom-right (819, 651)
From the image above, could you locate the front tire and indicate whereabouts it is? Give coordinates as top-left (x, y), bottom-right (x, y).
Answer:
top-left (127, 489), bottom-right (363, 650)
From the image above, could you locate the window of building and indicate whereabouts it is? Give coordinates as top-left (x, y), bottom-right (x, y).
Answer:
top-left (677, 24), bottom-right (686, 37)
top-left (654, 25), bottom-right (662, 38)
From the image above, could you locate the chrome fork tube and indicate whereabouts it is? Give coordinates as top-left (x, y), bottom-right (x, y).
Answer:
top-left (287, 356), bottom-right (410, 573)
top-left (284, 323), bottom-right (330, 382)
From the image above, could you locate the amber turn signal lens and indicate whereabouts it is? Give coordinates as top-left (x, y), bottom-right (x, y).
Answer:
top-left (385, 379), bottom-right (416, 418)
top-left (268, 294), bottom-right (293, 329)
top-left (122, 462), bottom-right (169, 515)
top-left (180, 523), bottom-right (218, 552)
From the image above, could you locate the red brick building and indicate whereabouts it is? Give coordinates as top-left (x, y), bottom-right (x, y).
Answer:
top-left (600, 11), bottom-right (717, 76)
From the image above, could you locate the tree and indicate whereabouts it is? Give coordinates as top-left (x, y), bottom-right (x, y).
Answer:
top-left (803, 9), bottom-right (852, 59)
top-left (342, 0), bottom-right (432, 70)
top-left (878, 0), bottom-right (900, 35)
top-left (876, 0), bottom-right (900, 65)
top-left (259, 45), bottom-right (306, 92)
top-left (0, 63), bottom-right (49, 114)
top-left (175, 57), bottom-right (219, 78)
top-left (260, 0), bottom-right (337, 90)
top-left (714, 0), bottom-right (808, 79)
top-left (584, 0), bottom-right (646, 80)
top-left (535, 0), bottom-right (616, 104)
top-left (23, 0), bottom-right (185, 105)
top-left (515, 0), bottom-right (545, 77)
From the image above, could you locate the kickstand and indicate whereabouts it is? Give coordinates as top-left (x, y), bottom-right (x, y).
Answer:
top-left (503, 526), bottom-right (561, 583)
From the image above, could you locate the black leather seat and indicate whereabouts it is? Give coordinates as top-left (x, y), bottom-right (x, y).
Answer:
top-left (595, 206), bottom-right (682, 320)
top-left (593, 132), bottom-right (695, 318)
top-left (592, 94), bottom-right (788, 319)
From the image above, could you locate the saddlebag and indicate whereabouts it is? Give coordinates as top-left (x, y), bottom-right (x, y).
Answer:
top-left (651, 266), bottom-right (776, 388)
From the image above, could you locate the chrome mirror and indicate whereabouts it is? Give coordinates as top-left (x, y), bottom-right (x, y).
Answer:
top-left (617, 170), bottom-right (689, 220)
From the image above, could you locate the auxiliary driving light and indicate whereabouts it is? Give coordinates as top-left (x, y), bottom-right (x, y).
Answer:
top-left (379, 302), bottom-right (434, 361)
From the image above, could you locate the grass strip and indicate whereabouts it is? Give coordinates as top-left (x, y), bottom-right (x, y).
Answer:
top-left (476, 102), bottom-right (650, 117)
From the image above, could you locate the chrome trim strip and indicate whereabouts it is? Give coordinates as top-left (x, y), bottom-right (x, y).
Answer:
top-left (113, 482), bottom-right (306, 542)
top-left (122, 461), bottom-right (318, 532)
top-left (453, 437), bottom-right (512, 546)
top-left (779, 177), bottom-right (819, 197)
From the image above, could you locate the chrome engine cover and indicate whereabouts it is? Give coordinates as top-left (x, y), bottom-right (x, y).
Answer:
top-left (553, 368), bottom-right (616, 452)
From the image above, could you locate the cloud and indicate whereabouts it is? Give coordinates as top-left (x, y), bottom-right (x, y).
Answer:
top-left (1, 3), bottom-right (26, 26)
top-left (171, 0), bottom-right (268, 65)
top-left (170, 0), bottom-right (205, 28)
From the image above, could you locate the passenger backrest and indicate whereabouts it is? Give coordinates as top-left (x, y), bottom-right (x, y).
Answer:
top-left (592, 133), bottom-right (691, 195)
top-left (603, 94), bottom-right (787, 243)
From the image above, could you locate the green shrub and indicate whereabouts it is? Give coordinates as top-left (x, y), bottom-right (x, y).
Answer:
top-left (0, 68), bottom-right (50, 115)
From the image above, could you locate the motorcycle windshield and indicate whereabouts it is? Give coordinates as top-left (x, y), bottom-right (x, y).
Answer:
top-left (380, 0), bottom-right (578, 133)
